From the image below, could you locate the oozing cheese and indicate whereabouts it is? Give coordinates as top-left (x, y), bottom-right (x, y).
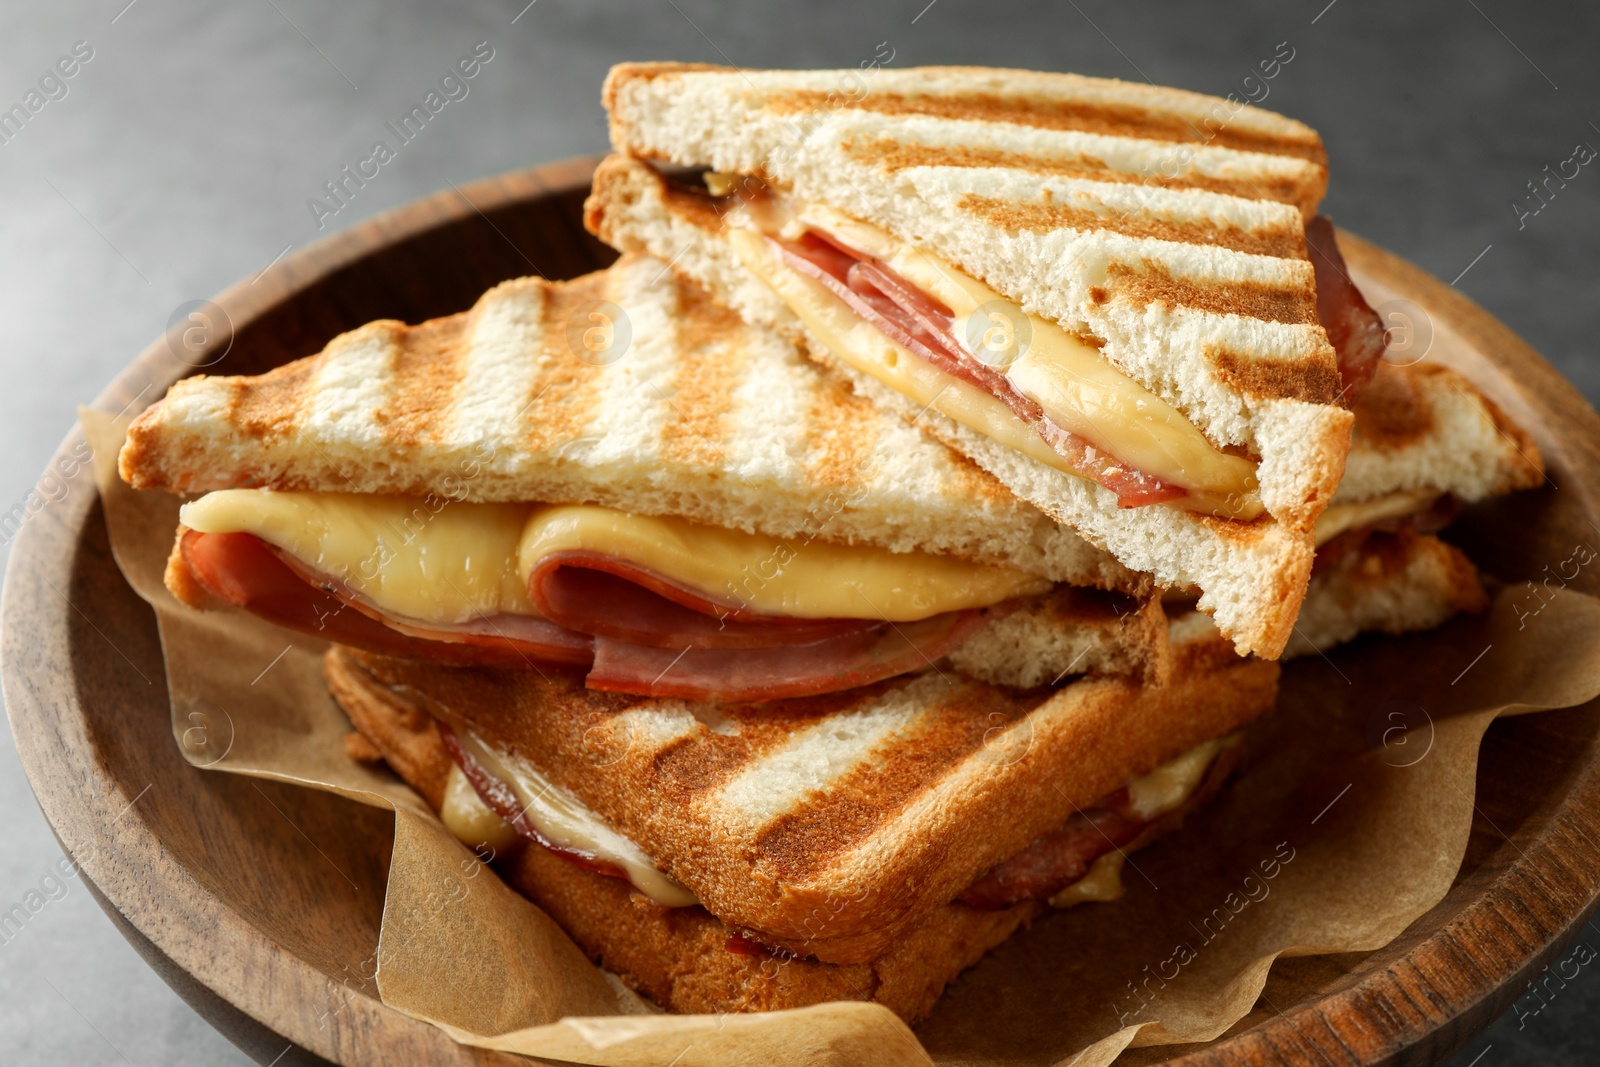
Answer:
top-left (1048, 850), bottom-right (1126, 908)
top-left (1126, 735), bottom-right (1233, 820)
top-left (1313, 489), bottom-right (1440, 547)
top-left (727, 207), bottom-right (1262, 518)
top-left (440, 763), bottom-right (521, 852)
top-left (443, 727), bottom-right (698, 908)
top-left (180, 491), bottom-right (1049, 626)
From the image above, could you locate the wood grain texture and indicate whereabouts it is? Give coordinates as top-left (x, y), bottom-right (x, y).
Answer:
top-left (4, 161), bottom-right (1599, 1066)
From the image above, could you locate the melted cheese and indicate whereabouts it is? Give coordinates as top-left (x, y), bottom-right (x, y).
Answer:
top-left (730, 208), bottom-right (1262, 518)
top-left (519, 504), bottom-right (1046, 620)
top-left (181, 491), bottom-right (537, 621)
top-left (181, 491), bottom-right (1047, 626)
top-left (1048, 850), bottom-right (1125, 908)
top-left (1314, 489), bottom-right (1440, 547)
top-left (446, 726), bottom-right (699, 908)
top-left (1126, 735), bottom-right (1232, 820)
top-left (440, 763), bottom-right (521, 852)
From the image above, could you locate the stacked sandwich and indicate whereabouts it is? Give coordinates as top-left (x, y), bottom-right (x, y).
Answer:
top-left (117, 64), bottom-right (1542, 1022)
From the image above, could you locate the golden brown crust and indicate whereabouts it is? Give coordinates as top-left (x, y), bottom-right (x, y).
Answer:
top-left (1104, 260), bottom-right (1319, 327)
top-left (1208, 344), bottom-right (1342, 407)
top-left (602, 61), bottom-right (725, 136)
top-left (325, 648), bottom-right (452, 809)
top-left (1316, 527), bottom-right (1489, 617)
top-left (162, 525), bottom-right (222, 610)
top-left (1351, 360), bottom-right (1435, 449)
top-left (327, 645), bottom-right (1037, 1021)
top-left (1350, 361), bottom-right (1545, 492)
top-left (844, 137), bottom-right (1318, 216)
top-left (502, 844), bottom-right (1038, 1020)
top-left (958, 192), bottom-right (1305, 260)
top-left (342, 730), bottom-right (386, 763)
top-left (766, 88), bottom-right (1326, 166)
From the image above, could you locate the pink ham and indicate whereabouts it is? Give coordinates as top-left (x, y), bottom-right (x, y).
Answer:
top-left (1306, 215), bottom-right (1387, 402)
top-left (180, 530), bottom-right (593, 668)
top-left (587, 608), bottom-right (993, 703)
top-left (437, 722), bottom-right (631, 882)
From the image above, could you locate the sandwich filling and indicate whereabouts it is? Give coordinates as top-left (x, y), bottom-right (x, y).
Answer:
top-left (178, 490), bottom-right (1050, 701)
top-left (426, 690), bottom-right (1238, 926)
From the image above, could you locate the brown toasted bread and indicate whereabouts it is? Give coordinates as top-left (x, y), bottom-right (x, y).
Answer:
top-left (326, 617), bottom-right (1276, 967)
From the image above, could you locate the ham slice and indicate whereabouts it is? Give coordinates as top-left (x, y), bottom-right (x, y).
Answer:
top-left (588, 608), bottom-right (992, 703)
top-left (774, 231), bottom-right (1187, 508)
top-left (1306, 215), bottom-right (1386, 401)
top-left (957, 800), bottom-right (1140, 909)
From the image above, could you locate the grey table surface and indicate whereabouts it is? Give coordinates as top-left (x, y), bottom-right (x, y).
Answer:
top-left (0, 0), bottom-right (1595, 1063)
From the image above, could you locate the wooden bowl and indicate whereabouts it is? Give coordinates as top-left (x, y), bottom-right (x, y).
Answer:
top-left (6, 158), bottom-right (1600, 1067)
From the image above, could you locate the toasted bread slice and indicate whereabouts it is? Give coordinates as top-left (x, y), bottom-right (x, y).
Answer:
top-left (120, 254), bottom-right (1131, 588)
top-left (604, 63), bottom-right (1329, 216)
top-left (1286, 529), bottom-right (1489, 659)
top-left (946, 584), bottom-right (1171, 687)
top-left (587, 155), bottom-right (1349, 656)
top-left (328, 622), bottom-right (1276, 967)
top-left (1333, 360), bottom-right (1545, 506)
top-left (330, 637), bottom-right (1253, 1020)
top-left (330, 660), bottom-right (1040, 1020)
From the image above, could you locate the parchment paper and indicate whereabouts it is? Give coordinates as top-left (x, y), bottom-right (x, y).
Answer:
top-left (84, 408), bottom-right (1600, 1067)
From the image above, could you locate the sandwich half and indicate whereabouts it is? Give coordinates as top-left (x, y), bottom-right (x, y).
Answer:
top-left (328, 614), bottom-right (1277, 1020)
top-left (119, 254), bottom-right (1171, 700)
top-left (588, 64), bottom-right (1394, 657)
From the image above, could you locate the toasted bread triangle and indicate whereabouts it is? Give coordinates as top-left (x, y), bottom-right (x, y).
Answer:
top-left (120, 254), bottom-right (1132, 587)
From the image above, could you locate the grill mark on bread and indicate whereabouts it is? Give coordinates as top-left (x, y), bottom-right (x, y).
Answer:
top-left (768, 90), bottom-right (1327, 165)
top-left (377, 314), bottom-right (469, 447)
top-left (660, 282), bottom-right (748, 467)
top-left (754, 683), bottom-right (1034, 882)
top-left (844, 137), bottom-right (1312, 212)
top-left (228, 357), bottom-right (319, 439)
top-left (804, 376), bottom-right (882, 493)
top-left (1352, 362), bottom-right (1434, 449)
top-left (1208, 343), bottom-right (1341, 406)
top-left (1105, 260), bottom-right (1318, 325)
top-left (520, 280), bottom-right (606, 453)
top-left (957, 193), bottom-right (1305, 260)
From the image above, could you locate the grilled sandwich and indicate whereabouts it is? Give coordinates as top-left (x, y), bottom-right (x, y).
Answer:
top-left (327, 612), bottom-right (1276, 1020)
top-left (119, 254), bottom-right (1174, 700)
top-left (588, 63), bottom-right (1396, 658)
